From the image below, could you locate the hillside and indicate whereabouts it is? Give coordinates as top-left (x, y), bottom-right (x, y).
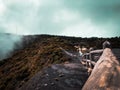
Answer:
top-left (0, 34), bottom-right (120, 90)
top-left (0, 35), bottom-right (76, 90)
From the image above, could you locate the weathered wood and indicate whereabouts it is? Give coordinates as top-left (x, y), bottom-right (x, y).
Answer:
top-left (82, 48), bottom-right (120, 90)
top-left (83, 49), bottom-right (103, 62)
top-left (82, 59), bottom-right (96, 67)
top-left (90, 49), bottom-right (103, 54)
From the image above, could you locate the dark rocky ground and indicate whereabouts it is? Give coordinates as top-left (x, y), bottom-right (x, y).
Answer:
top-left (18, 63), bottom-right (88, 90)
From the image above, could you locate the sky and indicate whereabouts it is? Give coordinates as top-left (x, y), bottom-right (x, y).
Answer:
top-left (0, 0), bottom-right (120, 37)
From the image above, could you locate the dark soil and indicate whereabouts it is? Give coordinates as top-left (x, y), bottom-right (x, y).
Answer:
top-left (18, 63), bottom-right (88, 90)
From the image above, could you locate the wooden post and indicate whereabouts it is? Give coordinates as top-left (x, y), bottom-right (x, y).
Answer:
top-left (82, 48), bottom-right (120, 90)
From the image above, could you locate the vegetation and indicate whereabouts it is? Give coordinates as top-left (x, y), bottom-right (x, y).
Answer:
top-left (0, 34), bottom-right (120, 90)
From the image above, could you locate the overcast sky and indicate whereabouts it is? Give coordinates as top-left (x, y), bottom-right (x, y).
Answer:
top-left (0, 0), bottom-right (120, 37)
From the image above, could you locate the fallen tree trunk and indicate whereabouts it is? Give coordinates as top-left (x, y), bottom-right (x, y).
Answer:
top-left (82, 48), bottom-right (120, 90)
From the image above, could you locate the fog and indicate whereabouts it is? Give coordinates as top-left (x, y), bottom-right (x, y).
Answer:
top-left (0, 33), bottom-right (22, 60)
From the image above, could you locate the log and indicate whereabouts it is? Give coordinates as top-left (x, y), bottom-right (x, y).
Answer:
top-left (82, 48), bottom-right (120, 90)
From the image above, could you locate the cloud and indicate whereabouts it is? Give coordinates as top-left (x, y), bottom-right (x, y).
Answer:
top-left (0, 0), bottom-right (120, 37)
top-left (53, 9), bottom-right (79, 23)
top-left (60, 19), bottom-right (110, 37)
top-left (0, 0), bottom-right (6, 16)
top-left (0, 0), bottom-right (65, 34)
top-left (62, 0), bottom-right (120, 33)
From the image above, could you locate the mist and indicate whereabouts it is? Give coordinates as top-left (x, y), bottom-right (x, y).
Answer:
top-left (0, 33), bottom-right (22, 60)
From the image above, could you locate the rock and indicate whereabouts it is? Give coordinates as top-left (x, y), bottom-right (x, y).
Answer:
top-left (54, 78), bottom-right (59, 81)
top-left (59, 73), bottom-right (64, 77)
top-left (46, 74), bottom-right (49, 77)
top-left (44, 84), bottom-right (48, 87)
top-left (51, 82), bottom-right (55, 86)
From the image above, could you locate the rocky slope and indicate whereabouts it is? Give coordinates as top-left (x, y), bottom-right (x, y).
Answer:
top-left (0, 35), bottom-right (77, 90)
top-left (0, 34), bottom-right (120, 90)
top-left (18, 63), bottom-right (88, 90)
